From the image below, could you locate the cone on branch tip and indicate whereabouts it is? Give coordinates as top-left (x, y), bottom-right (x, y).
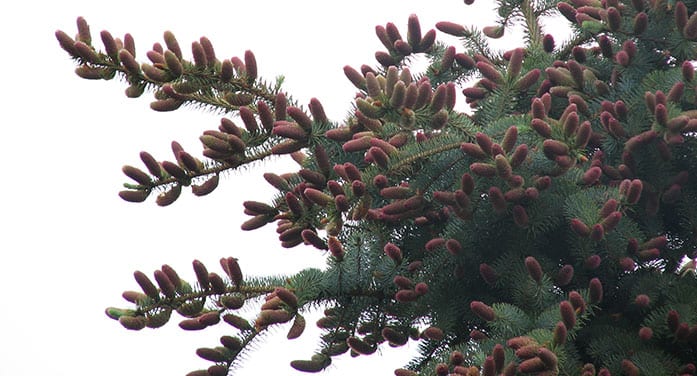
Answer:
top-left (287, 314), bottom-right (306, 339)
top-left (470, 301), bottom-right (495, 321)
top-left (560, 301), bottom-right (576, 330)
top-left (422, 326), bottom-right (445, 341)
top-left (119, 316), bottom-right (147, 330)
top-left (524, 256), bottom-right (542, 282)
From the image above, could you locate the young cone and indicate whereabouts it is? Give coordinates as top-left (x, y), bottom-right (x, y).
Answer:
top-left (470, 301), bottom-right (496, 321)
top-left (524, 256), bottom-right (543, 282)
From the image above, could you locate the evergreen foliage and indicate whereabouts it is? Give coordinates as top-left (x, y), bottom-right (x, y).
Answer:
top-left (57, 0), bottom-right (697, 374)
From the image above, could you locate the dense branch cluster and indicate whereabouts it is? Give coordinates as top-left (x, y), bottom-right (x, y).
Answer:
top-left (58, 0), bottom-right (697, 375)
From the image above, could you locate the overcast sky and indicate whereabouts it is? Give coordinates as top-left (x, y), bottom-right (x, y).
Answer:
top-left (0, 1), bottom-right (556, 375)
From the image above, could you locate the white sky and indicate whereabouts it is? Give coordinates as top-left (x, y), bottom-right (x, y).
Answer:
top-left (0, 1), bottom-right (560, 375)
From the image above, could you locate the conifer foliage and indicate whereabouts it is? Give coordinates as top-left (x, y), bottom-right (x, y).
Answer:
top-left (57, 0), bottom-right (697, 374)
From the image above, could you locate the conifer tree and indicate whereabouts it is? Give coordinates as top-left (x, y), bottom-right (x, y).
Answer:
top-left (57, 0), bottom-right (697, 375)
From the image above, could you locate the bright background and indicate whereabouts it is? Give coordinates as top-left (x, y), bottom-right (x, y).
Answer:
top-left (0, 1), bottom-right (566, 375)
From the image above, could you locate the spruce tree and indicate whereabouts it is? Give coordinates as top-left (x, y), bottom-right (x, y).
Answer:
top-left (57, 0), bottom-right (697, 375)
